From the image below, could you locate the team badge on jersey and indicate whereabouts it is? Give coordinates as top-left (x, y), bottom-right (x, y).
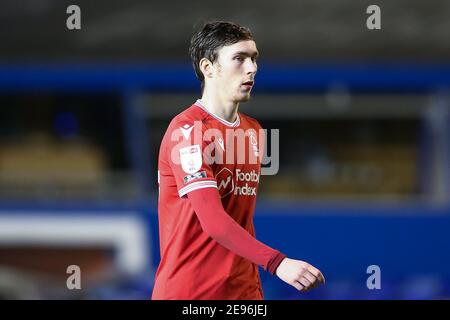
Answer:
top-left (249, 130), bottom-right (259, 157)
top-left (180, 144), bottom-right (202, 174)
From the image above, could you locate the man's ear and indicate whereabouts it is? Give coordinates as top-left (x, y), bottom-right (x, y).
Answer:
top-left (199, 58), bottom-right (213, 79)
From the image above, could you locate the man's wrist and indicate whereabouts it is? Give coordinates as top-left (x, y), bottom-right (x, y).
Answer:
top-left (267, 252), bottom-right (287, 275)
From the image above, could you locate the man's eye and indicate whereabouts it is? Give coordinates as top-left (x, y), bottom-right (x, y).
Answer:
top-left (234, 56), bottom-right (243, 61)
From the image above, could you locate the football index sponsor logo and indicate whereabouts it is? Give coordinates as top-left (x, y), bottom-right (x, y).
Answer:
top-left (215, 168), bottom-right (259, 198)
top-left (216, 168), bottom-right (234, 198)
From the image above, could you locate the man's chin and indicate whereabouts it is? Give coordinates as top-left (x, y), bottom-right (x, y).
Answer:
top-left (236, 93), bottom-right (251, 102)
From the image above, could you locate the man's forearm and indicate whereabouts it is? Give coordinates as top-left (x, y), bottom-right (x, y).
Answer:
top-left (187, 187), bottom-right (286, 274)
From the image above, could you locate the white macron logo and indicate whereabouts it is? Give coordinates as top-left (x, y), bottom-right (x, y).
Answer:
top-left (217, 137), bottom-right (225, 152)
top-left (180, 124), bottom-right (193, 140)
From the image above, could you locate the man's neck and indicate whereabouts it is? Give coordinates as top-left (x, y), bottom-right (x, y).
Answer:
top-left (200, 92), bottom-right (239, 123)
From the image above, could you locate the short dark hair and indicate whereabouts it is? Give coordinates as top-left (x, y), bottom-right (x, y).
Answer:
top-left (189, 21), bottom-right (254, 90)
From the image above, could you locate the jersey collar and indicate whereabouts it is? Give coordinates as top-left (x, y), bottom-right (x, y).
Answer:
top-left (194, 99), bottom-right (240, 128)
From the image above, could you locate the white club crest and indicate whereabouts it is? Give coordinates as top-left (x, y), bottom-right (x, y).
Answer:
top-left (249, 131), bottom-right (259, 157)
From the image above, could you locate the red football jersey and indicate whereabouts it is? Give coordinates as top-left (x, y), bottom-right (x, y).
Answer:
top-left (152, 100), bottom-right (266, 300)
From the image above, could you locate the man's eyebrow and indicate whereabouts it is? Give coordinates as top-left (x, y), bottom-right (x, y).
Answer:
top-left (234, 51), bottom-right (259, 58)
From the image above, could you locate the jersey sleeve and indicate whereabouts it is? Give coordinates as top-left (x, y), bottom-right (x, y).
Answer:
top-left (166, 120), bottom-right (217, 198)
top-left (187, 187), bottom-right (286, 274)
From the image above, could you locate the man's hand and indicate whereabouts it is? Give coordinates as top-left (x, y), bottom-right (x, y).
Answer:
top-left (275, 258), bottom-right (325, 292)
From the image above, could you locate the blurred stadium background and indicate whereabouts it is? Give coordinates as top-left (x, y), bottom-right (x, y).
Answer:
top-left (1, 0), bottom-right (450, 299)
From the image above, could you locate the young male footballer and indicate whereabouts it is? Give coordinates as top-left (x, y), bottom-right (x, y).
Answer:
top-left (152, 21), bottom-right (325, 300)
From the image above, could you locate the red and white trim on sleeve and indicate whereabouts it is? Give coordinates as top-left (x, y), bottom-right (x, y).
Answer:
top-left (178, 179), bottom-right (218, 198)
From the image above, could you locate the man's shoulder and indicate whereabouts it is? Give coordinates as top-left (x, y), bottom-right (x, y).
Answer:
top-left (159, 103), bottom-right (206, 164)
top-left (168, 103), bottom-right (207, 129)
top-left (238, 112), bottom-right (263, 130)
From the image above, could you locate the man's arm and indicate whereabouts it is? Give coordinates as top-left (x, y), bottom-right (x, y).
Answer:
top-left (187, 188), bottom-right (325, 291)
top-left (188, 187), bottom-right (285, 273)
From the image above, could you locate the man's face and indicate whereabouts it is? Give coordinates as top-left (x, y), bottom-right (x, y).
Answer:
top-left (210, 40), bottom-right (258, 103)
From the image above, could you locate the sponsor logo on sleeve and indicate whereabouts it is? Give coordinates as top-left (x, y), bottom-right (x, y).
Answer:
top-left (183, 171), bottom-right (207, 184)
top-left (180, 144), bottom-right (202, 174)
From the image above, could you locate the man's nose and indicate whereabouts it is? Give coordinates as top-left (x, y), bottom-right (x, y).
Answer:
top-left (245, 58), bottom-right (257, 75)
